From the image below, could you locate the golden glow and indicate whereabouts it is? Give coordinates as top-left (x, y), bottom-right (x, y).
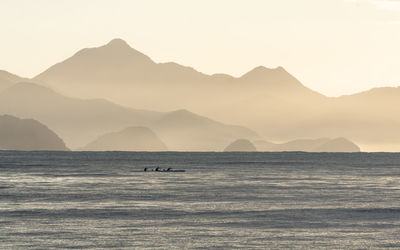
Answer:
top-left (0, 0), bottom-right (400, 97)
top-left (1, 0), bottom-right (400, 152)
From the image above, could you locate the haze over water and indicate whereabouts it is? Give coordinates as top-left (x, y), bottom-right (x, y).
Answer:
top-left (2, 151), bottom-right (400, 248)
top-left (2, 1), bottom-right (400, 248)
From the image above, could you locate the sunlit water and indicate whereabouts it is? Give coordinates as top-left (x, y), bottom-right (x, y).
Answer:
top-left (1, 151), bottom-right (400, 249)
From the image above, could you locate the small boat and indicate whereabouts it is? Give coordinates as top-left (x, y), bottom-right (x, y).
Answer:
top-left (161, 169), bottom-right (185, 172)
top-left (131, 167), bottom-right (185, 172)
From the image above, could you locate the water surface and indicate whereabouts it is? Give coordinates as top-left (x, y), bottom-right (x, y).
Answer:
top-left (1, 151), bottom-right (400, 248)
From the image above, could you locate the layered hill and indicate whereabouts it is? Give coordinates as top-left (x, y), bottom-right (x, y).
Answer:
top-left (0, 115), bottom-right (68, 151)
top-left (0, 70), bottom-right (27, 92)
top-left (32, 39), bottom-right (400, 151)
top-left (0, 82), bottom-right (162, 148)
top-left (151, 110), bottom-right (259, 151)
top-left (1, 38), bottom-right (398, 151)
top-left (81, 127), bottom-right (167, 151)
top-left (224, 139), bottom-right (257, 152)
top-left (288, 87), bottom-right (400, 151)
top-left (0, 82), bottom-right (259, 151)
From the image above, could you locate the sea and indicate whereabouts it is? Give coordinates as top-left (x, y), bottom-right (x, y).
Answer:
top-left (1, 151), bottom-right (400, 249)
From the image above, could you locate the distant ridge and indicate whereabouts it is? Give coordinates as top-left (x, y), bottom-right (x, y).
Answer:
top-left (0, 82), bottom-right (259, 151)
top-left (2, 38), bottom-right (399, 151)
top-left (0, 70), bottom-right (27, 92)
top-left (33, 38), bottom-right (322, 113)
top-left (0, 82), bottom-right (162, 148)
top-left (81, 126), bottom-right (167, 151)
top-left (151, 109), bottom-right (260, 151)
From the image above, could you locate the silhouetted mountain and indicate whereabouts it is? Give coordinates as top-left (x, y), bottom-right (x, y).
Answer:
top-left (285, 87), bottom-right (400, 151)
top-left (224, 139), bottom-right (257, 152)
top-left (254, 138), bottom-right (360, 152)
top-left (0, 70), bottom-right (27, 92)
top-left (13, 38), bottom-right (400, 151)
top-left (0, 82), bottom-right (162, 148)
top-left (0, 114), bottom-right (68, 151)
top-left (35, 39), bottom-right (155, 85)
top-left (0, 82), bottom-right (259, 151)
top-left (34, 38), bottom-right (209, 94)
top-left (33, 39), bottom-right (324, 114)
top-left (81, 126), bottom-right (167, 151)
top-left (32, 39), bottom-right (332, 146)
top-left (313, 138), bottom-right (360, 152)
top-left (151, 109), bottom-right (259, 151)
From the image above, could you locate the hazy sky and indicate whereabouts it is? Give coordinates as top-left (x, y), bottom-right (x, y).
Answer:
top-left (1, 0), bottom-right (400, 96)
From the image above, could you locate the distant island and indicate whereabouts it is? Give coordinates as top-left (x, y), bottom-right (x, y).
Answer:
top-left (81, 126), bottom-right (167, 151)
top-left (0, 115), bottom-right (68, 151)
top-left (224, 139), bottom-right (257, 152)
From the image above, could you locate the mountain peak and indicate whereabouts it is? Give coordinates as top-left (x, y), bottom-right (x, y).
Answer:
top-left (238, 65), bottom-right (315, 92)
top-left (241, 65), bottom-right (287, 78)
top-left (96, 38), bottom-right (154, 63)
top-left (169, 109), bottom-right (195, 116)
top-left (106, 38), bottom-right (131, 48)
top-left (252, 65), bottom-right (270, 71)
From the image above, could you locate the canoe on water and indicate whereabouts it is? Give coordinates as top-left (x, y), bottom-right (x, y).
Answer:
top-left (130, 169), bottom-right (186, 173)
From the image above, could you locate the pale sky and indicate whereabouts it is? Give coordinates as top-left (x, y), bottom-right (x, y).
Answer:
top-left (1, 0), bottom-right (400, 96)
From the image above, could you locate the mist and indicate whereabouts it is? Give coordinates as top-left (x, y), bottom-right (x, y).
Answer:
top-left (0, 39), bottom-right (393, 151)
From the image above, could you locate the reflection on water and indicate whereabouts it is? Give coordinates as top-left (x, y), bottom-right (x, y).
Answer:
top-left (1, 151), bottom-right (400, 248)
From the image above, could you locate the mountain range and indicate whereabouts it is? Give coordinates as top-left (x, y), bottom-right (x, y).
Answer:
top-left (2, 38), bottom-right (399, 151)
top-left (33, 39), bottom-right (324, 116)
top-left (0, 82), bottom-right (258, 150)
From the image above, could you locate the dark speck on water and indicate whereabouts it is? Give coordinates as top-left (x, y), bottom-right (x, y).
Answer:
top-left (1, 151), bottom-right (400, 248)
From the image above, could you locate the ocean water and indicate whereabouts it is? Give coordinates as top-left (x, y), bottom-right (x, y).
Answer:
top-left (1, 151), bottom-right (400, 249)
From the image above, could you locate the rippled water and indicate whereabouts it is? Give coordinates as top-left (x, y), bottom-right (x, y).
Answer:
top-left (1, 151), bottom-right (400, 248)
